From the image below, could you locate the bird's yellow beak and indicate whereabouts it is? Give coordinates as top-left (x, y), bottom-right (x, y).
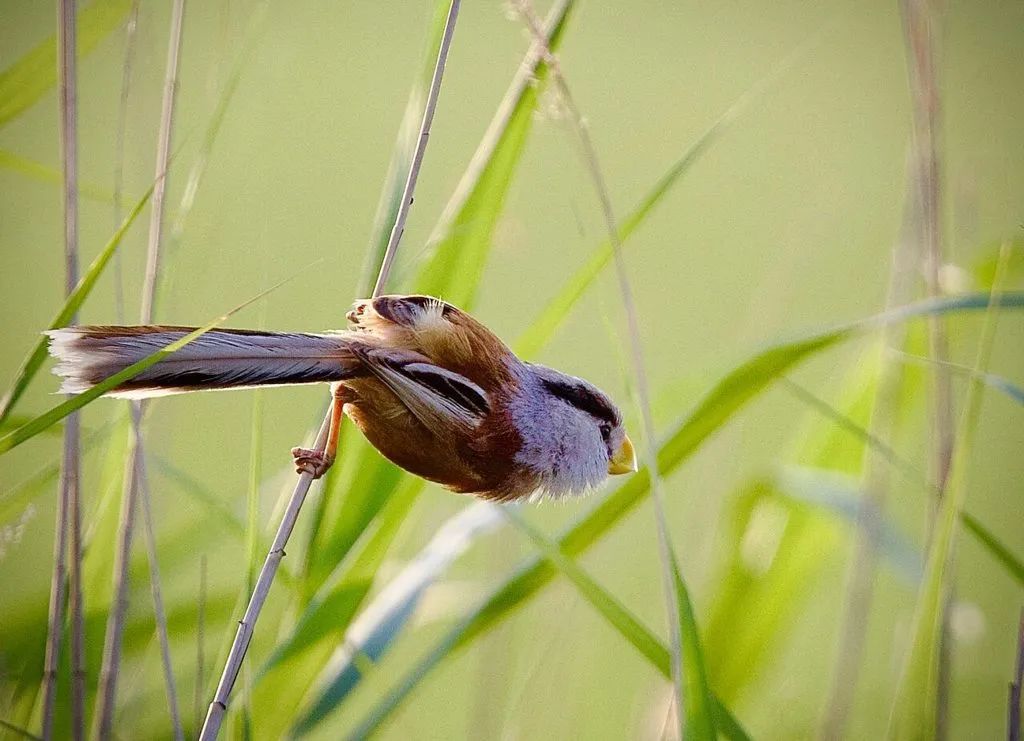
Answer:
top-left (608, 434), bottom-right (637, 475)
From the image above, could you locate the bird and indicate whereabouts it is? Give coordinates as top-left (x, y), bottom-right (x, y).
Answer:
top-left (46, 294), bottom-right (636, 502)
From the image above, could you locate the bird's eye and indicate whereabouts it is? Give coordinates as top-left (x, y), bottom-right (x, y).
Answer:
top-left (599, 422), bottom-right (612, 441)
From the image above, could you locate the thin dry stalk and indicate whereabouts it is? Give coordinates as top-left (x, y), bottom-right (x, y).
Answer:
top-left (194, 554), bottom-right (208, 736)
top-left (512, 0), bottom-right (684, 729)
top-left (42, 1), bottom-right (85, 738)
top-left (371, 0), bottom-right (461, 297)
top-left (141, 0), bottom-right (187, 322)
top-left (900, 0), bottom-right (953, 506)
top-left (1011, 608), bottom-right (1023, 741)
top-left (198, 2), bottom-right (461, 737)
top-left (92, 1), bottom-right (188, 738)
top-left (900, 1), bottom-right (954, 735)
top-left (134, 418), bottom-right (185, 738)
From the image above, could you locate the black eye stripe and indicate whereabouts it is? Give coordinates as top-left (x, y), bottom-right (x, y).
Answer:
top-left (541, 378), bottom-right (619, 426)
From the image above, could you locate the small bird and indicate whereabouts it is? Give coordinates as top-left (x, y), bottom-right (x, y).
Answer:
top-left (46, 295), bottom-right (636, 501)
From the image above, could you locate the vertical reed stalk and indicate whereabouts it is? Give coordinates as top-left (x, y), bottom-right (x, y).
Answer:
top-left (198, 2), bottom-right (461, 737)
top-left (42, 1), bottom-right (85, 738)
top-left (900, 1), bottom-right (953, 735)
top-left (1010, 609), bottom-right (1023, 741)
top-left (195, 554), bottom-right (208, 736)
top-left (900, 0), bottom-right (953, 508)
top-left (92, 1), bottom-right (187, 738)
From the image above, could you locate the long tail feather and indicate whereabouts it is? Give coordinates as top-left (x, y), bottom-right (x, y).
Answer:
top-left (46, 325), bottom-right (360, 399)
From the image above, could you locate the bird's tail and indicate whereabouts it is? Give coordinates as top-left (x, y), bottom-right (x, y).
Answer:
top-left (46, 325), bottom-right (361, 399)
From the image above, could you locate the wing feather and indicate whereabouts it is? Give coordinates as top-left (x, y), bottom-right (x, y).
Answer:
top-left (353, 348), bottom-right (489, 432)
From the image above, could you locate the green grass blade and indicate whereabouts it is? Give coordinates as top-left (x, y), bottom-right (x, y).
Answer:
top-left (505, 510), bottom-right (727, 741)
top-left (0, 421), bottom-right (114, 527)
top-left (668, 555), bottom-right (717, 740)
top-left (343, 292), bottom-right (1024, 735)
top-left (961, 513), bottom-right (1024, 586)
top-left (0, 183), bottom-right (154, 427)
top-left (0, 270), bottom-right (307, 455)
top-left (0, 0), bottom-right (131, 128)
top-left (894, 352), bottom-right (1024, 406)
top-left (887, 259), bottom-right (1011, 739)
top-left (293, 502), bottom-right (505, 738)
top-left (412, 0), bottom-right (574, 309)
top-left (776, 464), bottom-right (1022, 588)
top-left (0, 148), bottom-right (112, 201)
top-left (355, 0), bottom-right (452, 296)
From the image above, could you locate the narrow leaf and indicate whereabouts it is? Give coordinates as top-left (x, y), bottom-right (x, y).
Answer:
top-left (0, 148), bottom-right (112, 201)
top-left (960, 512), bottom-right (1024, 587)
top-left (0, 0), bottom-right (132, 128)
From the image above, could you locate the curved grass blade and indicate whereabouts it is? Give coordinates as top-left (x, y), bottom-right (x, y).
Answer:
top-left (893, 351), bottom-right (1024, 406)
top-left (0, 269), bottom-right (311, 455)
top-left (668, 553), bottom-right (717, 741)
top-left (774, 466), bottom-right (923, 582)
top-left (0, 148), bottom-right (112, 202)
top-left (961, 513), bottom-right (1024, 587)
top-left (412, 0), bottom-right (575, 309)
top-left (292, 502), bottom-right (504, 737)
top-left (344, 291), bottom-right (1024, 736)
top-left (0, 0), bottom-right (132, 128)
top-left (0, 421), bottom-right (114, 526)
top-left (0, 182), bottom-right (154, 428)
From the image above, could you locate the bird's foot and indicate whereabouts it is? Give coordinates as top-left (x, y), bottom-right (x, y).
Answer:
top-left (291, 447), bottom-right (334, 479)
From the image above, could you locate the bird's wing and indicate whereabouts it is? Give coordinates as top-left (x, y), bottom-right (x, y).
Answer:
top-left (353, 346), bottom-right (490, 433)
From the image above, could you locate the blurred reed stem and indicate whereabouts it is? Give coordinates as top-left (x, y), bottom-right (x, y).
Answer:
top-left (198, 2), bottom-right (461, 737)
top-left (93, 1), bottom-right (187, 738)
top-left (1011, 609), bottom-right (1023, 741)
top-left (42, 0), bottom-right (84, 737)
top-left (195, 554), bottom-right (208, 737)
top-left (899, 0), bottom-right (953, 735)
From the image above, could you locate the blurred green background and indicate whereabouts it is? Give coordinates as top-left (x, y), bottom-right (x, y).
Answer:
top-left (1, 0), bottom-right (1022, 738)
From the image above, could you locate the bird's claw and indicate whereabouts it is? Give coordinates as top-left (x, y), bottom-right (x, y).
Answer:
top-left (291, 447), bottom-right (334, 479)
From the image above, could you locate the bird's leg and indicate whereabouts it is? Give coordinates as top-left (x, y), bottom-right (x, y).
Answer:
top-left (291, 384), bottom-right (349, 479)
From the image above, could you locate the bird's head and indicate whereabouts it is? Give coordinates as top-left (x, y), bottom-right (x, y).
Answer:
top-left (513, 364), bottom-right (637, 498)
